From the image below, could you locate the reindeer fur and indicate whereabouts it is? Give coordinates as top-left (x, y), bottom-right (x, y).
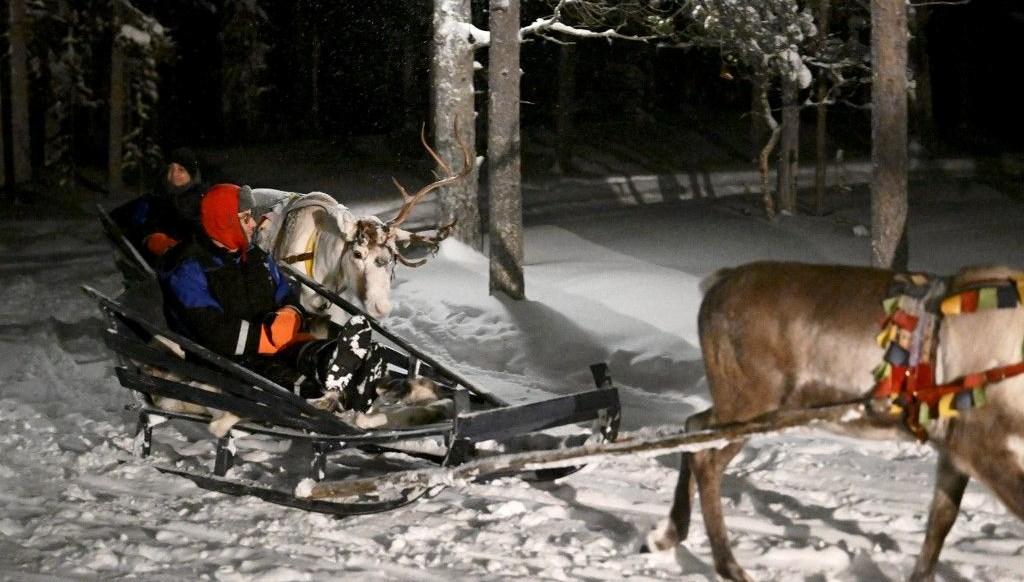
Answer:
top-left (345, 376), bottom-right (453, 429)
top-left (652, 261), bottom-right (1024, 582)
top-left (253, 188), bottom-right (448, 319)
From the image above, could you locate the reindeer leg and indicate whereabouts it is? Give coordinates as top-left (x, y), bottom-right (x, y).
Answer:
top-left (912, 423), bottom-right (1024, 581)
top-left (672, 410), bottom-right (712, 541)
top-left (646, 452), bottom-right (695, 552)
top-left (694, 440), bottom-right (753, 582)
top-left (646, 409), bottom-right (712, 552)
top-left (910, 451), bottom-right (968, 582)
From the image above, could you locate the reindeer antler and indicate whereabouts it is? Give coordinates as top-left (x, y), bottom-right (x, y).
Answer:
top-left (387, 117), bottom-right (473, 230)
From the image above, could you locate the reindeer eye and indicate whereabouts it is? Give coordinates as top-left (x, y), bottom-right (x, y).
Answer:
top-left (375, 256), bottom-right (389, 267)
top-left (352, 250), bottom-right (364, 260)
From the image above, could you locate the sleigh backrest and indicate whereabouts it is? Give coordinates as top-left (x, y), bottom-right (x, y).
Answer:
top-left (97, 204), bottom-right (157, 291)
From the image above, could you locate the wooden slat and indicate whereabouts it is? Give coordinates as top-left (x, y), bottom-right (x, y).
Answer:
top-left (117, 367), bottom-right (326, 432)
top-left (453, 387), bottom-right (620, 442)
top-left (83, 285), bottom-right (360, 436)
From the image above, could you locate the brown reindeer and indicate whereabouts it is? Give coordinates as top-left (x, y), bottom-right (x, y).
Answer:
top-left (254, 122), bottom-right (472, 318)
top-left (648, 261), bottom-right (1024, 582)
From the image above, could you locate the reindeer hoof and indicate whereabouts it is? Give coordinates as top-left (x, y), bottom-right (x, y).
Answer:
top-left (643, 520), bottom-right (679, 554)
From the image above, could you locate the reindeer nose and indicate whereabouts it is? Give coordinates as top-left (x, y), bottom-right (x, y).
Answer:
top-left (366, 298), bottom-right (391, 318)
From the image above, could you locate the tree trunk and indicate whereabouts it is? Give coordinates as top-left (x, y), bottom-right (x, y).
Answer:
top-left (870, 0), bottom-right (909, 270)
top-left (813, 0), bottom-right (831, 216)
top-left (756, 79), bottom-right (779, 220)
top-left (9, 0), bottom-right (32, 186)
top-left (219, 1), bottom-right (267, 141)
top-left (431, 0), bottom-right (482, 251)
top-left (291, 0), bottom-right (321, 134)
top-left (487, 0), bottom-right (524, 300)
top-left (554, 43), bottom-right (576, 175)
top-left (0, 41), bottom-right (5, 192)
top-left (108, 6), bottom-right (126, 196)
top-left (776, 74), bottom-right (799, 214)
top-left (401, 39), bottom-right (418, 123)
top-left (310, 36), bottom-right (322, 134)
top-left (749, 78), bottom-right (767, 164)
top-left (909, 4), bottom-right (936, 155)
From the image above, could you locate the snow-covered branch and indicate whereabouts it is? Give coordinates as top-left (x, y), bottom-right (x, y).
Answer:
top-left (521, 16), bottom-right (657, 43)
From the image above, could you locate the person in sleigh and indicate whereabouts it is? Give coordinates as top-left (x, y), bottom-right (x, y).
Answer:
top-left (160, 182), bottom-right (386, 412)
top-left (109, 147), bottom-right (209, 265)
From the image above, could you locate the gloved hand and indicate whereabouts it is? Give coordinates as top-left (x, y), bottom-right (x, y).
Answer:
top-left (144, 232), bottom-right (179, 256)
top-left (258, 306), bottom-right (304, 354)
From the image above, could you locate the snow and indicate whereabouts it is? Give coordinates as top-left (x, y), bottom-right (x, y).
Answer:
top-left (119, 24), bottom-right (152, 47)
top-left (2, 173), bottom-right (1024, 581)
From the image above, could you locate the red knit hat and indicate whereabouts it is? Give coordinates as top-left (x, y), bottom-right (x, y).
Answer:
top-left (201, 184), bottom-right (248, 259)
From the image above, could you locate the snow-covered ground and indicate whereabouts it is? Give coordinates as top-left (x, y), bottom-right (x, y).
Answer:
top-left (2, 175), bottom-right (1023, 581)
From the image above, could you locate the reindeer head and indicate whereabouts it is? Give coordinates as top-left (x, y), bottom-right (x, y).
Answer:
top-left (340, 217), bottom-right (395, 318)
top-left (301, 121), bottom-right (471, 319)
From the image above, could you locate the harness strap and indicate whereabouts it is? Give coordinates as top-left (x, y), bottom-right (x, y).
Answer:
top-left (941, 279), bottom-right (1022, 314)
top-left (273, 199), bottom-right (332, 277)
top-left (280, 227), bottom-right (315, 276)
top-left (281, 229), bottom-right (318, 277)
top-left (282, 251), bottom-right (315, 266)
top-left (928, 361), bottom-right (1024, 396)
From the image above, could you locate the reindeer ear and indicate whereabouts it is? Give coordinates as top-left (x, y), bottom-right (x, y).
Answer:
top-left (338, 209), bottom-right (359, 241)
top-left (311, 207), bottom-right (338, 237)
top-left (312, 207), bottom-right (358, 241)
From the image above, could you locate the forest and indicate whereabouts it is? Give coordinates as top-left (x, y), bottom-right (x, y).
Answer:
top-left (0, 0), bottom-right (1021, 213)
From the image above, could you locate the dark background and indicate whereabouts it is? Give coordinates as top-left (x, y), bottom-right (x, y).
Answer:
top-left (4, 0), bottom-right (1021, 201)
top-left (147, 0), bottom-right (1024, 158)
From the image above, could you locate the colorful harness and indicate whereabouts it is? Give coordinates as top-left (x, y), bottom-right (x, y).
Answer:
top-left (872, 273), bottom-right (1024, 441)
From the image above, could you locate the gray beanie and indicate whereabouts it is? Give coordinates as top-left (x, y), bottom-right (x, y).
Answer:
top-left (238, 185), bottom-right (255, 213)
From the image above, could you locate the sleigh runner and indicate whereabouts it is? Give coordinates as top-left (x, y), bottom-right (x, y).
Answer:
top-left (88, 204), bottom-right (620, 515)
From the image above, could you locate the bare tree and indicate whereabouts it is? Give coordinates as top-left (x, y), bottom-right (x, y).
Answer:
top-left (870, 0), bottom-right (909, 269)
top-left (685, 0), bottom-right (817, 217)
top-left (429, 0), bottom-right (674, 290)
top-left (777, 71), bottom-right (800, 213)
top-left (108, 1), bottom-right (126, 195)
top-left (8, 1), bottom-right (168, 191)
top-left (812, 0), bottom-right (831, 216)
top-left (431, 0), bottom-right (482, 251)
top-left (554, 43), bottom-right (577, 175)
top-left (909, 3), bottom-right (937, 154)
top-left (220, 0), bottom-right (270, 140)
top-left (0, 45), bottom-right (5, 192)
top-left (488, 0), bottom-right (524, 299)
top-left (9, 0), bottom-right (32, 187)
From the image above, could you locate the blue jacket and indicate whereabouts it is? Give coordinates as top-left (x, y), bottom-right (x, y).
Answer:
top-left (163, 239), bottom-right (300, 357)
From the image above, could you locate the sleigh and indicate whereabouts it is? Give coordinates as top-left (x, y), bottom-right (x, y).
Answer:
top-left (86, 205), bottom-right (621, 515)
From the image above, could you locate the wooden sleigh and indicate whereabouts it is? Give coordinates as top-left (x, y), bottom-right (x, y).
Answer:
top-left (86, 205), bottom-right (621, 515)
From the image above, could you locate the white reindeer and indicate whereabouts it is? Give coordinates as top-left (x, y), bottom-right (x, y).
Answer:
top-left (252, 124), bottom-right (471, 319)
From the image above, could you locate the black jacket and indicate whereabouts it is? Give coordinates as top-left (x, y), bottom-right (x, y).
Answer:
top-left (110, 179), bottom-right (207, 262)
top-left (162, 238), bottom-right (302, 357)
